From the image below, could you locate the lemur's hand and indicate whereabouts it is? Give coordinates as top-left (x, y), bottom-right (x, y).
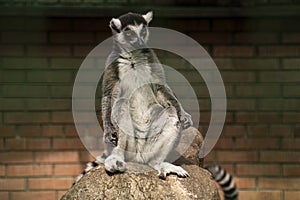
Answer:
top-left (180, 111), bottom-right (193, 129)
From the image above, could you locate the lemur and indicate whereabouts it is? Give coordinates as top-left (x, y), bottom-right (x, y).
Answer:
top-left (74, 13), bottom-right (239, 200)
top-left (74, 11), bottom-right (193, 184)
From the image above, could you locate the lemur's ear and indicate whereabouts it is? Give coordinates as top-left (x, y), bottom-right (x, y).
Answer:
top-left (143, 11), bottom-right (153, 24)
top-left (109, 18), bottom-right (121, 33)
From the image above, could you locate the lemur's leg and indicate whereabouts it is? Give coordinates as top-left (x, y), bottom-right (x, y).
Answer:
top-left (104, 98), bottom-right (132, 173)
top-left (104, 128), bottom-right (127, 173)
top-left (148, 105), bottom-right (189, 179)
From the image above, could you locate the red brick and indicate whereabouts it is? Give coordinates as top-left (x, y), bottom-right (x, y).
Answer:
top-left (282, 58), bottom-right (300, 69)
top-left (25, 18), bottom-right (71, 31)
top-left (235, 178), bottom-right (256, 189)
top-left (50, 85), bottom-right (72, 98)
top-left (260, 151), bottom-right (300, 163)
top-left (212, 19), bottom-right (256, 31)
top-left (259, 45), bottom-right (300, 57)
top-left (235, 139), bottom-right (279, 149)
top-left (203, 151), bottom-right (216, 162)
top-left (270, 125), bottom-right (292, 137)
top-left (217, 151), bottom-right (258, 162)
top-left (259, 178), bottom-right (300, 189)
top-left (0, 99), bottom-right (25, 111)
top-left (27, 45), bottom-right (71, 57)
top-left (5, 138), bottom-right (24, 150)
top-left (58, 191), bottom-right (66, 200)
top-left (53, 138), bottom-right (88, 150)
top-left (0, 165), bottom-right (5, 176)
top-left (237, 164), bottom-right (281, 176)
top-left (73, 45), bottom-right (94, 57)
top-left (0, 152), bottom-right (33, 163)
top-left (283, 165), bottom-right (300, 176)
top-left (35, 151), bottom-right (79, 163)
top-left (239, 191), bottom-right (281, 200)
top-left (50, 58), bottom-right (82, 69)
top-left (214, 138), bottom-right (234, 149)
top-left (11, 192), bottom-right (56, 200)
top-left (234, 32), bottom-right (278, 44)
top-left (285, 191), bottom-right (300, 200)
top-left (0, 192), bottom-right (8, 200)
top-left (296, 126), bottom-right (300, 138)
top-left (26, 70), bottom-right (74, 83)
top-left (283, 85), bottom-right (300, 97)
top-left (259, 71), bottom-right (300, 83)
top-left (54, 164), bottom-right (83, 176)
top-left (0, 70), bottom-right (26, 83)
top-left (18, 125), bottom-right (41, 137)
top-left (236, 112), bottom-right (281, 123)
top-left (49, 32), bottom-right (95, 44)
top-left (258, 99), bottom-right (300, 111)
top-left (29, 178), bottom-right (73, 190)
top-left (7, 164), bottom-right (52, 177)
top-left (4, 112), bottom-right (49, 124)
top-left (42, 125), bottom-right (64, 137)
top-left (73, 19), bottom-right (108, 31)
top-left (2, 85), bottom-right (49, 98)
top-left (65, 125), bottom-right (78, 137)
top-left (234, 58), bottom-right (279, 70)
top-left (190, 32), bottom-right (232, 44)
top-left (236, 85), bottom-right (280, 97)
top-left (221, 71), bottom-right (256, 83)
top-left (227, 99), bottom-right (256, 111)
top-left (0, 126), bottom-right (15, 137)
top-left (222, 125), bottom-right (245, 137)
top-left (26, 99), bottom-right (71, 111)
top-left (282, 33), bottom-right (300, 43)
top-left (2, 58), bottom-right (48, 69)
top-left (0, 17), bottom-right (24, 31)
top-left (282, 139), bottom-right (300, 149)
top-left (79, 151), bottom-right (100, 163)
top-left (0, 45), bottom-right (24, 56)
top-left (1, 32), bottom-right (47, 44)
top-left (51, 112), bottom-right (74, 123)
top-left (0, 178), bottom-right (25, 190)
top-left (283, 112), bottom-right (300, 123)
top-left (213, 46), bottom-right (255, 57)
top-left (213, 58), bottom-right (233, 70)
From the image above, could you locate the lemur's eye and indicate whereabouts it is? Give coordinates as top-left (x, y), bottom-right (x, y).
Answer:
top-left (126, 32), bottom-right (132, 36)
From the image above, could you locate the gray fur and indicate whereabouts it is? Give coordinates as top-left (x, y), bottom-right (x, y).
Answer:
top-left (74, 11), bottom-right (192, 185)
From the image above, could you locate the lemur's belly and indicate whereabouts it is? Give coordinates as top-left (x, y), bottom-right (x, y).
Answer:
top-left (129, 85), bottom-right (158, 125)
top-left (117, 63), bottom-right (161, 126)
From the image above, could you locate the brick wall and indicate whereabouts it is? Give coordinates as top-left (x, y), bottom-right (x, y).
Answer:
top-left (0, 4), bottom-right (300, 200)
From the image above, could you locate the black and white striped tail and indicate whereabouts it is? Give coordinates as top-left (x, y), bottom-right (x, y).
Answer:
top-left (205, 165), bottom-right (238, 200)
top-left (73, 157), bottom-right (103, 186)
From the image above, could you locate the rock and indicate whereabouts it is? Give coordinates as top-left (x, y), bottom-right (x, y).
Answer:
top-left (61, 127), bottom-right (220, 200)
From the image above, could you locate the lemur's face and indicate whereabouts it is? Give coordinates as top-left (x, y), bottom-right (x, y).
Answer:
top-left (109, 11), bottom-right (153, 50)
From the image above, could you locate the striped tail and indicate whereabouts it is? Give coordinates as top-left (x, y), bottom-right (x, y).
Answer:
top-left (73, 159), bottom-right (102, 186)
top-left (205, 165), bottom-right (238, 200)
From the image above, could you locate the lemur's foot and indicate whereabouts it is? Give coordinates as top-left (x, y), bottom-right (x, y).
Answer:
top-left (154, 162), bottom-right (189, 180)
top-left (104, 155), bottom-right (126, 173)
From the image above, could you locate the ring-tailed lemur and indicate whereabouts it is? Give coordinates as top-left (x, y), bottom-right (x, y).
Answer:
top-left (205, 165), bottom-right (239, 200)
top-left (74, 11), bottom-right (193, 185)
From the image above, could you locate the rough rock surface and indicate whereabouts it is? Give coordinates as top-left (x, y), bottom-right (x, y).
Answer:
top-left (61, 127), bottom-right (220, 200)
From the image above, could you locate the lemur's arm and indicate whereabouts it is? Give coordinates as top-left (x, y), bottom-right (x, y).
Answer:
top-left (156, 84), bottom-right (193, 129)
top-left (102, 65), bottom-right (119, 146)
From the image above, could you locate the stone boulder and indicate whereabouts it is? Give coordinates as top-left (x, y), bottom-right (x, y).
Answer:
top-left (61, 127), bottom-right (220, 200)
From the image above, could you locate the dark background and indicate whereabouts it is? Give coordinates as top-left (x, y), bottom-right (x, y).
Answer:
top-left (0, 0), bottom-right (299, 199)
